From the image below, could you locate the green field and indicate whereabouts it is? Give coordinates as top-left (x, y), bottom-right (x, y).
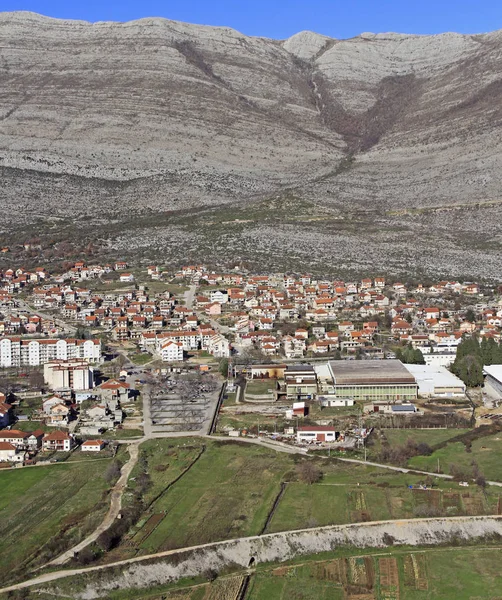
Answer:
top-left (127, 441), bottom-right (293, 553)
top-left (129, 352), bottom-right (153, 366)
top-left (115, 440), bottom-right (501, 561)
top-left (245, 380), bottom-right (277, 396)
top-left (0, 460), bottom-right (112, 584)
top-left (408, 432), bottom-right (502, 481)
top-left (383, 428), bottom-right (465, 447)
top-left (267, 466), bottom-right (497, 533)
top-left (246, 547), bottom-right (502, 600)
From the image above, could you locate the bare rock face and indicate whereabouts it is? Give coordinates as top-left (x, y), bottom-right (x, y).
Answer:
top-left (0, 12), bottom-right (501, 277)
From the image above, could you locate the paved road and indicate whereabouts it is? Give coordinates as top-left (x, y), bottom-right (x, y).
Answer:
top-left (183, 285), bottom-right (197, 309)
top-left (142, 384), bottom-right (153, 438)
top-left (15, 298), bottom-right (77, 335)
top-left (45, 442), bottom-right (140, 566)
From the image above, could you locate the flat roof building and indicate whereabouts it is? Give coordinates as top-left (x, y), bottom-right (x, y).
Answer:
top-left (284, 365), bottom-right (317, 401)
top-left (327, 359), bottom-right (418, 402)
top-left (483, 365), bottom-right (502, 399)
top-left (405, 364), bottom-right (466, 398)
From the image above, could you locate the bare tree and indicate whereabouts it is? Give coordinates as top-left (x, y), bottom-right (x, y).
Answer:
top-left (296, 462), bottom-right (322, 485)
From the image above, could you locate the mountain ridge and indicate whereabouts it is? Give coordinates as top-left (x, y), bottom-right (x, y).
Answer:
top-left (0, 11), bottom-right (501, 278)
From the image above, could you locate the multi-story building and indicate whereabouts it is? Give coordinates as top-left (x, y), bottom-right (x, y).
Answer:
top-left (44, 359), bottom-right (95, 391)
top-left (0, 337), bottom-right (101, 368)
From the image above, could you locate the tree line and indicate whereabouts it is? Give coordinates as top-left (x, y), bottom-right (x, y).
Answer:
top-left (452, 336), bottom-right (502, 387)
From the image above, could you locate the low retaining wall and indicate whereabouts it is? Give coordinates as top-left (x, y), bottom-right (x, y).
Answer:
top-left (32, 516), bottom-right (502, 599)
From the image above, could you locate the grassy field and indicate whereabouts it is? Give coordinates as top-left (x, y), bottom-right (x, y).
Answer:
top-left (267, 463), bottom-right (498, 533)
top-left (245, 380), bottom-right (277, 395)
top-left (114, 440), bottom-right (501, 561)
top-left (383, 428), bottom-right (465, 447)
top-left (246, 547), bottom-right (502, 600)
top-left (129, 441), bottom-right (293, 553)
top-left (129, 352), bottom-right (153, 366)
top-left (0, 460), bottom-right (112, 584)
top-left (408, 432), bottom-right (502, 481)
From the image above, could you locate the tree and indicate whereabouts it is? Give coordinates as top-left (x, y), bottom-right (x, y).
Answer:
top-left (29, 369), bottom-right (45, 390)
top-left (219, 358), bottom-right (229, 377)
top-left (104, 460), bottom-right (122, 485)
top-left (465, 308), bottom-right (476, 323)
top-left (412, 348), bottom-right (425, 364)
top-left (296, 461), bottom-right (322, 485)
top-left (416, 442), bottom-right (433, 456)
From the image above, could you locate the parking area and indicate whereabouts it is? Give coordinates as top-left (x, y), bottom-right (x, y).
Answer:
top-left (147, 374), bottom-right (221, 434)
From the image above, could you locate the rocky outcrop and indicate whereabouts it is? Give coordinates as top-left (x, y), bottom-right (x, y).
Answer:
top-left (1, 12), bottom-right (502, 276)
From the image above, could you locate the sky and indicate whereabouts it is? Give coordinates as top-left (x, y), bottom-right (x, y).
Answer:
top-left (2, 0), bottom-right (502, 39)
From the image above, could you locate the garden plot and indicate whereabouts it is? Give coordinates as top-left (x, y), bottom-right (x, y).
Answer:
top-left (403, 553), bottom-right (428, 591)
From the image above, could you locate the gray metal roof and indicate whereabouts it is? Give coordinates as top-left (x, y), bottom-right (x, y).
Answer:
top-left (329, 359), bottom-right (417, 385)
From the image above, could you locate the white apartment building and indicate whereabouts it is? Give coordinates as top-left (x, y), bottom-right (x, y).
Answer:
top-left (44, 360), bottom-right (95, 391)
top-left (160, 341), bottom-right (184, 362)
top-left (205, 334), bottom-right (230, 358)
top-left (0, 337), bottom-right (101, 368)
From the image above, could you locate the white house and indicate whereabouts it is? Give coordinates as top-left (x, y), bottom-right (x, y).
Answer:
top-left (0, 441), bottom-right (24, 462)
top-left (81, 439), bottom-right (106, 452)
top-left (318, 396), bottom-right (355, 408)
top-left (296, 426), bottom-right (337, 443)
top-left (209, 290), bottom-right (228, 304)
top-left (160, 341), bottom-right (184, 362)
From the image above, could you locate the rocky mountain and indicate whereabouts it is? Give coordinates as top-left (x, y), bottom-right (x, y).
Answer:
top-left (1, 11), bottom-right (501, 278)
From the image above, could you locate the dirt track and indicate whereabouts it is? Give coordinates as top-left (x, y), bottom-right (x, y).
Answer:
top-left (2, 515), bottom-right (502, 598)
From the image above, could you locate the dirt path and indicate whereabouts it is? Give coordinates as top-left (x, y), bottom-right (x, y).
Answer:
top-left (45, 441), bottom-right (141, 567)
top-left (3, 515), bottom-right (502, 597)
top-left (335, 456), bottom-right (502, 488)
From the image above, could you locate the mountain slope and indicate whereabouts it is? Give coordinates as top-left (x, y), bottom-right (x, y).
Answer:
top-left (0, 12), bottom-right (501, 277)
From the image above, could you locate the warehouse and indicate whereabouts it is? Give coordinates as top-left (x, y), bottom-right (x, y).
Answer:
top-left (405, 364), bottom-right (466, 398)
top-left (327, 360), bottom-right (418, 402)
top-left (483, 365), bottom-right (502, 399)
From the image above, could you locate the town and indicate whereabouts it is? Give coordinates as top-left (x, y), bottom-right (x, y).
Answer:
top-left (0, 259), bottom-right (501, 464)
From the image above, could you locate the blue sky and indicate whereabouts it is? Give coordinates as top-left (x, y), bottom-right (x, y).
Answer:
top-left (2, 0), bottom-right (502, 39)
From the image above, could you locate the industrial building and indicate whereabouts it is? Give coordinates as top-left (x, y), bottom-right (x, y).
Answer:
top-left (483, 365), bottom-right (502, 399)
top-left (327, 360), bottom-right (418, 402)
top-left (284, 365), bottom-right (317, 400)
top-left (405, 364), bottom-right (466, 398)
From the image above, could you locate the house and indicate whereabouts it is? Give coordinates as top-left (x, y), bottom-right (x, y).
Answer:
top-left (27, 430), bottom-right (45, 450)
top-left (43, 395), bottom-right (67, 415)
top-left (119, 273), bottom-right (135, 283)
top-left (42, 431), bottom-right (74, 452)
top-left (205, 302), bottom-right (222, 316)
top-left (0, 441), bottom-right (24, 463)
top-left (48, 403), bottom-right (71, 426)
top-left (97, 379), bottom-right (130, 403)
top-left (81, 439), bottom-right (106, 452)
top-left (0, 429), bottom-right (30, 449)
top-left (0, 401), bottom-right (12, 428)
top-left (296, 426), bottom-right (337, 443)
top-left (206, 334), bottom-right (230, 358)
